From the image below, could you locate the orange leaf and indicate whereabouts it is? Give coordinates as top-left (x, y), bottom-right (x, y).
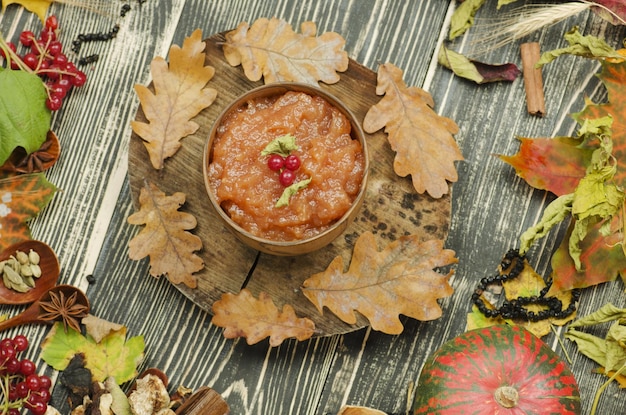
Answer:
top-left (211, 289), bottom-right (316, 346)
top-left (363, 63), bottom-right (462, 198)
top-left (131, 29), bottom-right (217, 169)
top-left (127, 181), bottom-right (203, 288)
top-left (223, 17), bottom-right (349, 85)
top-left (302, 232), bottom-right (456, 335)
top-left (0, 173), bottom-right (57, 251)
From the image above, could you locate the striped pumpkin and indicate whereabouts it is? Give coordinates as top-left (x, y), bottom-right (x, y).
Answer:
top-left (413, 324), bottom-right (581, 414)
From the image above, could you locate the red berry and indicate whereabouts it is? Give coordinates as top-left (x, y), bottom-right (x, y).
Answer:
top-left (0, 41), bottom-right (16, 58)
top-left (267, 154), bottom-right (284, 171)
top-left (19, 30), bottom-right (36, 47)
top-left (31, 40), bottom-right (45, 55)
top-left (25, 373), bottom-right (40, 391)
top-left (39, 28), bottom-right (56, 43)
top-left (45, 15), bottom-right (59, 31)
top-left (47, 40), bottom-right (62, 56)
top-left (284, 154), bottom-right (301, 171)
top-left (16, 381), bottom-right (29, 398)
top-left (38, 375), bottom-right (51, 391)
top-left (27, 401), bottom-right (47, 415)
top-left (52, 53), bottom-right (67, 66)
top-left (20, 359), bottom-right (36, 376)
top-left (72, 70), bottom-right (87, 87)
top-left (279, 169), bottom-right (296, 186)
top-left (22, 53), bottom-right (39, 70)
top-left (57, 77), bottom-right (72, 92)
top-left (13, 335), bottom-right (28, 352)
top-left (45, 65), bottom-right (61, 80)
top-left (46, 94), bottom-right (63, 111)
top-left (6, 357), bottom-right (21, 374)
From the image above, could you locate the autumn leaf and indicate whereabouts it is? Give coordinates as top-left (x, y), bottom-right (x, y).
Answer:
top-left (1, 0), bottom-right (51, 22)
top-left (0, 173), bottom-right (57, 251)
top-left (40, 322), bottom-right (145, 384)
top-left (591, 0), bottom-right (626, 25)
top-left (127, 181), bottom-right (203, 289)
top-left (302, 231), bottom-right (456, 335)
top-left (499, 136), bottom-right (593, 197)
top-left (438, 45), bottom-right (520, 84)
top-left (466, 258), bottom-right (576, 338)
top-left (363, 63), bottom-right (462, 199)
top-left (337, 406), bottom-right (387, 415)
top-left (211, 288), bottom-right (316, 346)
top-left (222, 17), bottom-right (348, 85)
top-left (131, 29), bottom-right (217, 170)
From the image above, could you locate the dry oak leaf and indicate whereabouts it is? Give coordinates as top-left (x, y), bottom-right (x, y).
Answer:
top-left (223, 17), bottom-right (348, 85)
top-left (212, 288), bottom-right (316, 347)
top-left (302, 231), bottom-right (456, 335)
top-left (363, 63), bottom-right (462, 198)
top-left (131, 29), bottom-right (217, 169)
top-left (127, 181), bottom-right (203, 289)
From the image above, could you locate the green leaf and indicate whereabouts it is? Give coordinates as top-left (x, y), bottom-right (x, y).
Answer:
top-left (437, 46), bottom-right (520, 84)
top-left (0, 69), bottom-right (50, 165)
top-left (537, 27), bottom-right (624, 67)
top-left (569, 303), bottom-right (626, 328)
top-left (565, 329), bottom-right (608, 367)
top-left (448, 0), bottom-right (486, 40)
top-left (261, 133), bottom-right (299, 157)
top-left (105, 377), bottom-right (133, 415)
top-left (519, 193), bottom-right (573, 254)
top-left (41, 322), bottom-right (145, 384)
top-left (275, 177), bottom-right (311, 207)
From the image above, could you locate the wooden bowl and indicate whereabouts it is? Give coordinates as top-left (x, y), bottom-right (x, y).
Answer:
top-left (203, 82), bottom-right (369, 256)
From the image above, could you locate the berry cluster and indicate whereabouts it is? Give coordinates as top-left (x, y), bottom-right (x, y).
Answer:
top-left (0, 15), bottom-right (87, 111)
top-left (0, 335), bottom-right (52, 415)
top-left (267, 153), bottom-right (302, 186)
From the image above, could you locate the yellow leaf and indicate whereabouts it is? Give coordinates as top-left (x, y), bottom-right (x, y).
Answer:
top-left (211, 289), bottom-right (316, 346)
top-left (302, 232), bottom-right (456, 335)
top-left (363, 63), bottom-right (462, 198)
top-left (223, 17), bottom-right (348, 85)
top-left (2, 0), bottom-right (51, 22)
top-left (127, 181), bottom-right (203, 288)
top-left (131, 29), bottom-right (217, 169)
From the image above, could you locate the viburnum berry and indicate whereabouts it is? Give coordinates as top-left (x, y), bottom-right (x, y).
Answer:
top-left (19, 359), bottom-right (36, 377)
top-left (13, 335), bottom-right (28, 352)
top-left (19, 31), bottom-right (36, 47)
top-left (279, 169), bottom-right (296, 186)
top-left (284, 154), bottom-right (301, 171)
top-left (45, 15), bottom-right (58, 31)
top-left (267, 154), bottom-right (285, 171)
top-left (46, 95), bottom-right (63, 111)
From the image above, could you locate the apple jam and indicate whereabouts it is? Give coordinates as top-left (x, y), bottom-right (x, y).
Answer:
top-left (208, 90), bottom-right (365, 241)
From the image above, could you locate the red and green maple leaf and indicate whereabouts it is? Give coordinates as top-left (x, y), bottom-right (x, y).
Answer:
top-left (502, 59), bottom-right (626, 293)
top-left (0, 173), bottom-right (57, 251)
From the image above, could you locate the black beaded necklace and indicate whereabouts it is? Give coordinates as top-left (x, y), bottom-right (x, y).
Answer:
top-left (471, 249), bottom-right (581, 322)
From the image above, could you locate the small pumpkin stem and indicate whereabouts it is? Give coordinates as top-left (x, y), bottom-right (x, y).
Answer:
top-left (494, 385), bottom-right (519, 408)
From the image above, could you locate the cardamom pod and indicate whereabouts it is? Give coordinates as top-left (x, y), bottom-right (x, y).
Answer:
top-left (28, 249), bottom-right (40, 265)
top-left (30, 264), bottom-right (42, 278)
top-left (20, 264), bottom-right (33, 277)
top-left (3, 265), bottom-right (23, 285)
top-left (16, 251), bottom-right (29, 265)
top-left (23, 275), bottom-right (36, 288)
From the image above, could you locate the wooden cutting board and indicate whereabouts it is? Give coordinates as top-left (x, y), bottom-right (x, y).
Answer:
top-left (128, 32), bottom-right (451, 336)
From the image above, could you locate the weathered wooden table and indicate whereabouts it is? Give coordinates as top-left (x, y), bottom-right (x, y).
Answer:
top-left (2, 1), bottom-right (625, 414)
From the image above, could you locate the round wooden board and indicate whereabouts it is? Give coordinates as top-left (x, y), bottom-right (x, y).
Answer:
top-left (128, 32), bottom-right (451, 336)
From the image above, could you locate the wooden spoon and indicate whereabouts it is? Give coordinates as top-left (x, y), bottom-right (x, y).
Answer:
top-left (0, 240), bottom-right (60, 304)
top-left (0, 285), bottom-right (89, 333)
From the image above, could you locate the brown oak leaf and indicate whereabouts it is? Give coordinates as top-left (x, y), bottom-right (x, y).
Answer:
top-left (211, 288), bottom-right (316, 346)
top-left (131, 29), bottom-right (217, 169)
top-left (223, 17), bottom-right (348, 85)
top-left (127, 181), bottom-right (203, 288)
top-left (363, 63), bottom-right (463, 198)
top-left (302, 231), bottom-right (456, 335)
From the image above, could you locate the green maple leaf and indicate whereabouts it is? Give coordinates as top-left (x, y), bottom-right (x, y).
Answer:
top-left (0, 173), bottom-right (57, 251)
top-left (502, 47), bottom-right (626, 293)
top-left (40, 322), bottom-right (145, 384)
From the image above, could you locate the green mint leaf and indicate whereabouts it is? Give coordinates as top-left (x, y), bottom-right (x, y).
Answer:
top-left (261, 134), bottom-right (299, 157)
top-left (275, 178), bottom-right (312, 207)
top-left (0, 70), bottom-right (50, 165)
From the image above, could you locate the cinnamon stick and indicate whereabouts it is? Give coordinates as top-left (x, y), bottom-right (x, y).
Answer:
top-left (521, 42), bottom-right (546, 117)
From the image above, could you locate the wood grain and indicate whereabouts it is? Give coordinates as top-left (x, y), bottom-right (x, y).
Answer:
top-left (128, 32), bottom-right (451, 336)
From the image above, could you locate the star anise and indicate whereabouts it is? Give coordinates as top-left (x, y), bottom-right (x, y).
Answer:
top-left (39, 286), bottom-right (90, 332)
top-left (0, 131), bottom-right (61, 174)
